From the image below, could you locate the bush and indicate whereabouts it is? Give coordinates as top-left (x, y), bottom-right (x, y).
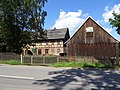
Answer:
top-left (95, 63), bottom-right (106, 68)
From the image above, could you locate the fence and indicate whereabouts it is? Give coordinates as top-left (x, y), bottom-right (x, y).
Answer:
top-left (21, 55), bottom-right (105, 65)
top-left (58, 56), bottom-right (99, 63)
top-left (58, 56), bottom-right (120, 65)
top-left (0, 53), bottom-right (58, 65)
top-left (20, 55), bottom-right (101, 65)
top-left (21, 55), bottom-right (58, 65)
top-left (0, 53), bottom-right (20, 60)
top-left (0, 53), bottom-right (118, 65)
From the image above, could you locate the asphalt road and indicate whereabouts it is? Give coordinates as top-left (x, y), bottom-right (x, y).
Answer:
top-left (0, 65), bottom-right (120, 90)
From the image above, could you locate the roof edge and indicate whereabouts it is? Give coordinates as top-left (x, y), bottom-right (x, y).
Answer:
top-left (88, 16), bottom-right (119, 42)
top-left (66, 16), bottom-right (119, 44)
top-left (47, 27), bottom-right (69, 31)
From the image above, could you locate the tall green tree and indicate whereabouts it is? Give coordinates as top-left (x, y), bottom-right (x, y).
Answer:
top-left (0, 0), bottom-right (47, 54)
top-left (109, 12), bottom-right (120, 34)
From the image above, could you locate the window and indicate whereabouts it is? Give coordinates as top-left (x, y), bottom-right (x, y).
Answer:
top-left (51, 48), bottom-right (54, 54)
top-left (57, 48), bottom-right (60, 54)
top-left (86, 32), bottom-right (93, 37)
top-left (86, 32), bottom-right (93, 43)
top-left (45, 49), bottom-right (49, 54)
top-left (46, 42), bottom-right (48, 45)
top-left (38, 49), bottom-right (42, 55)
top-left (86, 27), bottom-right (94, 43)
top-left (86, 27), bottom-right (93, 32)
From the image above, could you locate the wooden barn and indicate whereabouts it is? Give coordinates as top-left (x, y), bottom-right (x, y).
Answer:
top-left (66, 17), bottom-right (119, 63)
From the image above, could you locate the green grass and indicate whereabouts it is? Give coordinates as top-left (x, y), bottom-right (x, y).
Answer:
top-left (52, 62), bottom-right (83, 67)
top-left (0, 59), bottom-right (119, 68)
top-left (52, 62), bottom-right (120, 68)
top-left (0, 60), bottom-right (21, 65)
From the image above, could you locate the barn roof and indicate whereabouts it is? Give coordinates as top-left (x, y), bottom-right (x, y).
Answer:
top-left (65, 16), bottom-right (119, 44)
top-left (89, 16), bottom-right (119, 42)
top-left (47, 28), bottom-right (69, 40)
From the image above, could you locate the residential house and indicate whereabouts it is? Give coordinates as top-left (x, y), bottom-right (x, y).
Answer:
top-left (23, 28), bottom-right (70, 55)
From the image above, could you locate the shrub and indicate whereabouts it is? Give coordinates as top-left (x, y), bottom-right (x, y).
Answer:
top-left (95, 63), bottom-right (106, 68)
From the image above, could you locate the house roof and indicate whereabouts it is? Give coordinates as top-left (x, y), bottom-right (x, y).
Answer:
top-left (47, 28), bottom-right (69, 40)
top-left (65, 16), bottom-right (119, 44)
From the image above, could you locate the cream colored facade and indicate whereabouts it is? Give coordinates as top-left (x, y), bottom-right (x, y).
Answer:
top-left (23, 28), bottom-right (70, 56)
top-left (23, 41), bottom-right (64, 56)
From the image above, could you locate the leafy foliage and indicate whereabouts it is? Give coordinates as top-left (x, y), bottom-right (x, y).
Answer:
top-left (109, 12), bottom-right (120, 34)
top-left (0, 0), bottom-right (47, 54)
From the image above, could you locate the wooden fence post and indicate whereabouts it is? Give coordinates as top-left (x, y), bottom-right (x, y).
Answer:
top-left (20, 54), bottom-right (23, 64)
top-left (57, 56), bottom-right (59, 63)
top-left (43, 56), bottom-right (45, 64)
top-left (31, 55), bottom-right (33, 64)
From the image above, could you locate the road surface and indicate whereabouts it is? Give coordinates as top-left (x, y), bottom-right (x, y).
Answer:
top-left (0, 65), bottom-right (120, 90)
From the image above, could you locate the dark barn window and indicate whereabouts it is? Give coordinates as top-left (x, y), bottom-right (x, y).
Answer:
top-left (86, 32), bottom-right (93, 43)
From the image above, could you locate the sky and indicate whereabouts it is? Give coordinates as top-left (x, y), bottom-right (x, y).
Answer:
top-left (43, 0), bottom-right (120, 40)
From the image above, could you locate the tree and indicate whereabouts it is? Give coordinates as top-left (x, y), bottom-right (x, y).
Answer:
top-left (0, 0), bottom-right (47, 54)
top-left (109, 12), bottom-right (120, 34)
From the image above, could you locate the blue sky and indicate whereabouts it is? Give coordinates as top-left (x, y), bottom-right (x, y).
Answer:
top-left (43, 0), bottom-right (120, 40)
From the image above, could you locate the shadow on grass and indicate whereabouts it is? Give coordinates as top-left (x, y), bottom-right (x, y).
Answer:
top-left (33, 68), bottom-right (120, 90)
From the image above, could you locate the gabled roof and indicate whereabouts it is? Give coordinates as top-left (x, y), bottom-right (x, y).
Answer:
top-left (66, 16), bottom-right (119, 44)
top-left (47, 28), bottom-right (69, 40)
top-left (88, 16), bottom-right (119, 42)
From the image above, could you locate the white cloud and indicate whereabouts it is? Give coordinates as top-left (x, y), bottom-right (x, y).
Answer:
top-left (102, 3), bottom-right (120, 22)
top-left (52, 10), bottom-right (88, 36)
top-left (82, 13), bottom-right (89, 18)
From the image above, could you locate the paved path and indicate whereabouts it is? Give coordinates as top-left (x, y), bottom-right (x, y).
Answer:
top-left (0, 65), bottom-right (120, 90)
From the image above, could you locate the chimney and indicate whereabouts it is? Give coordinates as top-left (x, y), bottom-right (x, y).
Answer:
top-left (54, 27), bottom-right (56, 30)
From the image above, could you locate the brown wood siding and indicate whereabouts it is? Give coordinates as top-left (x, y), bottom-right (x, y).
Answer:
top-left (67, 17), bottom-right (119, 59)
top-left (67, 43), bottom-right (119, 59)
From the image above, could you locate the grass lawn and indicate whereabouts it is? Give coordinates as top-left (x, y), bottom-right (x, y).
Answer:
top-left (0, 60), bottom-right (120, 68)
top-left (0, 60), bottom-right (21, 65)
top-left (52, 62), bottom-right (120, 68)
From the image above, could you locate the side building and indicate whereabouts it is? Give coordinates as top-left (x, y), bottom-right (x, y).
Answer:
top-left (23, 28), bottom-right (70, 56)
top-left (66, 17), bottom-right (119, 60)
